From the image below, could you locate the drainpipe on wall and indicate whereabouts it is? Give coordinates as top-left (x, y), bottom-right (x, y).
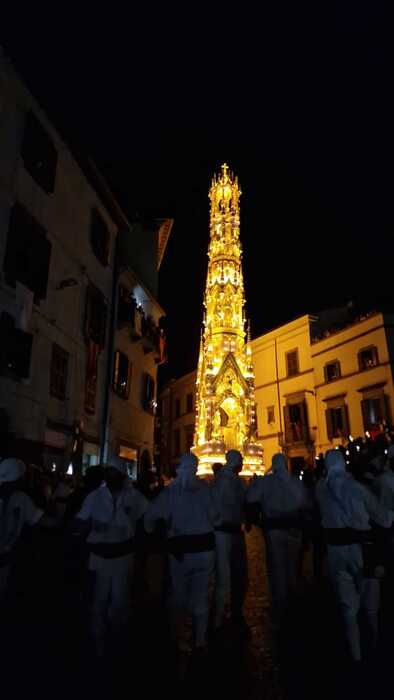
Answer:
top-left (275, 338), bottom-right (283, 448)
top-left (100, 233), bottom-right (120, 464)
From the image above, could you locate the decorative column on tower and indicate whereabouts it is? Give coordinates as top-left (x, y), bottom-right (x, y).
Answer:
top-left (192, 164), bottom-right (264, 476)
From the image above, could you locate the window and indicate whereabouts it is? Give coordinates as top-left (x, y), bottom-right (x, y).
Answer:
top-left (117, 285), bottom-right (136, 326)
top-left (84, 285), bottom-right (107, 347)
top-left (3, 202), bottom-right (52, 301)
top-left (142, 373), bottom-right (155, 412)
top-left (173, 429), bottom-right (181, 456)
top-left (175, 398), bottom-right (181, 419)
top-left (21, 111), bottom-right (57, 194)
top-left (361, 391), bottom-right (390, 431)
top-left (113, 351), bottom-right (131, 399)
top-left (50, 343), bottom-right (69, 400)
top-left (186, 393), bottom-right (193, 414)
top-left (184, 425), bottom-right (194, 451)
top-left (0, 312), bottom-right (33, 379)
top-left (324, 361), bottom-right (341, 383)
top-left (284, 401), bottom-right (308, 443)
top-left (286, 350), bottom-right (299, 377)
top-left (267, 406), bottom-right (275, 424)
top-left (358, 346), bottom-right (379, 371)
top-left (326, 405), bottom-right (350, 440)
top-left (90, 208), bottom-right (110, 266)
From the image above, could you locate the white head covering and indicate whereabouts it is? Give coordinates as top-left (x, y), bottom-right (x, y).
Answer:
top-left (271, 453), bottom-right (288, 477)
top-left (225, 450), bottom-right (243, 472)
top-left (174, 453), bottom-right (198, 492)
top-left (0, 458), bottom-right (26, 485)
top-left (324, 449), bottom-right (347, 499)
top-left (325, 449), bottom-right (346, 476)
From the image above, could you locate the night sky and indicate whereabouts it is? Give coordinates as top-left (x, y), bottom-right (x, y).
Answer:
top-left (2, 5), bottom-right (393, 383)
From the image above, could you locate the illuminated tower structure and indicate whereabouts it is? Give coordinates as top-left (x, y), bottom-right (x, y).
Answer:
top-left (193, 164), bottom-right (263, 476)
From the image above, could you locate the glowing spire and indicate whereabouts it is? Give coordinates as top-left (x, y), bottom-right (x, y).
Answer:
top-left (192, 165), bottom-right (263, 476)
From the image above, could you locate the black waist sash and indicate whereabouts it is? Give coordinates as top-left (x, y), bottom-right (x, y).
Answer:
top-left (324, 528), bottom-right (371, 546)
top-left (168, 532), bottom-right (215, 555)
top-left (263, 516), bottom-right (302, 530)
top-left (89, 538), bottom-right (134, 558)
top-left (215, 522), bottom-right (242, 535)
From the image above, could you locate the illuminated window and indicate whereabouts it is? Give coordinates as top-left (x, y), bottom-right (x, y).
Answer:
top-left (50, 343), bottom-right (69, 400)
top-left (286, 350), bottom-right (299, 377)
top-left (113, 350), bottom-right (131, 399)
top-left (267, 406), bottom-right (275, 424)
top-left (324, 361), bottom-right (341, 383)
top-left (358, 346), bottom-right (378, 371)
top-left (284, 402), bottom-right (308, 442)
top-left (326, 405), bottom-right (350, 440)
top-left (186, 393), bottom-right (193, 414)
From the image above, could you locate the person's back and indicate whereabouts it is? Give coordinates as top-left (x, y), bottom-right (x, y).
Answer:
top-left (248, 454), bottom-right (307, 521)
top-left (144, 453), bottom-right (216, 651)
top-left (247, 453), bottom-right (306, 628)
top-left (211, 465), bottom-right (245, 527)
top-left (162, 477), bottom-right (214, 537)
top-left (316, 449), bottom-right (392, 662)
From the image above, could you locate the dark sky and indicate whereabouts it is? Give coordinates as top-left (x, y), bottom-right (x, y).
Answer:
top-left (2, 4), bottom-right (393, 382)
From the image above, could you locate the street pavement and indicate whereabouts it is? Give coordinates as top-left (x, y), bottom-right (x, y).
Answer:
top-left (2, 527), bottom-right (392, 700)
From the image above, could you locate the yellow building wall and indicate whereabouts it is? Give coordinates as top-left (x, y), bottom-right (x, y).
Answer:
top-left (159, 312), bottom-right (394, 473)
top-left (252, 316), bottom-right (317, 470)
top-left (312, 312), bottom-right (394, 453)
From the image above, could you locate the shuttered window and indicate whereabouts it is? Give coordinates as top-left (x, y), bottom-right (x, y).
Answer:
top-left (21, 111), bottom-right (57, 194)
top-left (142, 373), bottom-right (155, 412)
top-left (50, 343), bottom-right (69, 400)
top-left (84, 285), bottom-right (107, 348)
top-left (283, 400), bottom-right (309, 443)
top-left (286, 350), bottom-right (299, 377)
top-left (90, 208), bottom-right (110, 266)
top-left (113, 350), bottom-right (131, 399)
top-left (4, 202), bottom-right (51, 301)
top-left (325, 405), bottom-right (350, 440)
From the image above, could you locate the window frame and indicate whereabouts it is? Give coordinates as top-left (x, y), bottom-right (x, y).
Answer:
top-left (186, 393), bottom-right (193, 414)
top-left (267, 406), bottom-right (275, 425)
top-left (112, 350), bottom-right (131, 400)
top-left (358, 345), bottom-right (379, 371)
top-left (90, 208), bottom-right (110, 267)
top-left (142, 372), bottom-right (156, 413)
top-left (285, 349), bottom-right (299, 377)
top-left (50, 343), bottom-right (69, 401)
top-left (324, 360), bottom-right (341, 383)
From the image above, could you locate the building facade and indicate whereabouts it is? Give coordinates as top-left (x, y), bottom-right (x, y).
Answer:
top-left (0, 51), bottom-right (169, 477)
top-left (156, 370), bottom-right (196, 473)
top-left (157, 310), bottom-right (394, 473)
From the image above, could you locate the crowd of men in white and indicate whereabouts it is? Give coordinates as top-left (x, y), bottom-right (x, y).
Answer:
top-left (1, 445), bottom-right (394, 664)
